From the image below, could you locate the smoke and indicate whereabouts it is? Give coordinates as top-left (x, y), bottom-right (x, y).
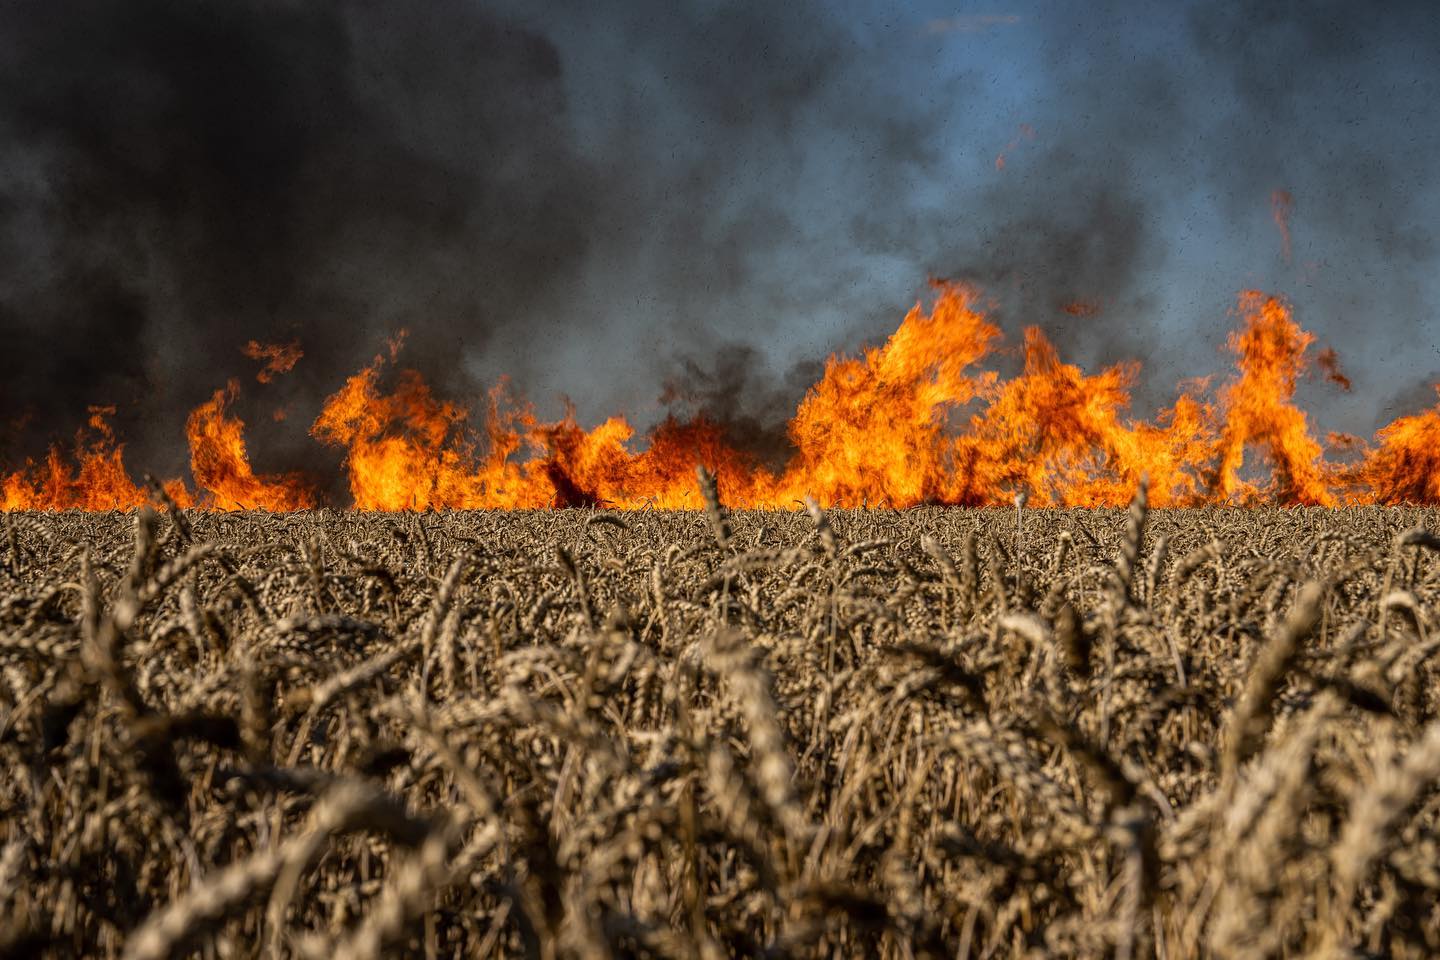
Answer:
top-left (1184, 0), bottom-right (1440, 432)
top-left (0, 0), bottom-right (977, 479)
top-left (0, 0), bottom-right (1438, 483)
top-left (658, 346), bottom-right (824, 472)
top-left (856, 0), bottom-right (1440, 429)
top-left (0, 0), bottom-right (598, 480)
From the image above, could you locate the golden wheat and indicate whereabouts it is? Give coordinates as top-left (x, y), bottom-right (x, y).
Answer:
top-left (0, 496), bottom-right (1438, 957)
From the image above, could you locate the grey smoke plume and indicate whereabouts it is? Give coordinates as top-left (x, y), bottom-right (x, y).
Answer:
top-left (0, 0), bottom-right (1436, 485)
top-left (922, 0), bottom-right (1440, 427)
top-left (650, 0), bottom-right (1440, 446)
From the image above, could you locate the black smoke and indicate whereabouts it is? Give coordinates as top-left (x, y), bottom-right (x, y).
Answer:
top-left (0, 0), bottom-right (598, 481)
top-left (0, 0), bottom-right (977, 482)
top-left (1, 0), bottom-right (1438, 487)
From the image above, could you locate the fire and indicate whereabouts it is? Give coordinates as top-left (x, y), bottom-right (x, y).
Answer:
top-left (310, 346), bottom-right (767, 510)
top-left (1212, 292), bottom-right (1332, 505)
top-left (310, 350), bottom-right (486, 510)
top-left (1343, 391), bottom-right (1440, 504)
top-left (776, 285), bottom-right (998, 507)
top-left (8, 283), bottom-right (1440, 511)
top-left (950, 329), bottom-right (1212, 507)
top-left (186, 381), bottom-right (316, 511)
top-left (1, 406), bottom-right (191, 511)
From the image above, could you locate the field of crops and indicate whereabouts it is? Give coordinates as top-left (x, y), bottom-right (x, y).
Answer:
top-left (2, 491), bottom-right (1439, 958)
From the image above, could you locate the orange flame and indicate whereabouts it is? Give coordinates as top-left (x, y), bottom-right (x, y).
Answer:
top-left (777, 284), bottom-right (998, 506)
top-left (186, 381), bottom-right (316, 510)
top-left (9, 283), bottom-right (1440, 510)
top-left (952, 329), bottom-right (1212, 507)
top-left (1, 406), bottom-right (191, 510)
top-left (310, 351), bottom-right (485, 510)
top-left (310, 343), bottom-right (770, 510)
top-left (1345, 390), bottom-right (1440, 504)
top-left (1212, 292), bottom-right (1332, 505)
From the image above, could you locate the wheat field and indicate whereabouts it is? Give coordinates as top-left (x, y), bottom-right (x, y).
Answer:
top-left (1, 486), bottom-right (1438, 958)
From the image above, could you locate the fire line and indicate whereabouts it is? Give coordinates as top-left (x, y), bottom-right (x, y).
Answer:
top-left (3, 286), bottom-right (1434, 511)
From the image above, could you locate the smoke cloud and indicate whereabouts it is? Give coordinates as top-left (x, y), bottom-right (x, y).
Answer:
top-left (0, 0), bottom-right (598, 480)
top-left (0, 0), bottom-right (1437, 481)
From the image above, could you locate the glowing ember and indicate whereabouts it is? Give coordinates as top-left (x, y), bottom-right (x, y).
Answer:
top-left (994, 122), bottom-right (1036, 172)
top-left (1271, 189), bottom-right (1294, 262)
top-left (242, 339), bottom-right (304, 383)
top-left (7, 283), bottom-right (1440, 510)
top-left (1315, 347), bottom-right (1352, 391)
top-left (1062, 300), bottom-right (1101, 318)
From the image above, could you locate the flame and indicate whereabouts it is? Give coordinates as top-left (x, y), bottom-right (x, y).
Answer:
top-left (310, 346), bottom-right (768, 510)
top-left (186, 381), bottom-right (316, 510)
top-left (951, 329), bottom-right (1212, 507)
top-left (776, 284), bottom-right (998, 506)
top-left (10, 282), bottom-right (1440, 511)
top-left (1212, 292), bottom-right (1332, 505)
top-left (1345, 390), bottom-right (1440, 504)
top-left (2, 406), bottom-right (191, 510)
top-left (310, 351), bottom-right (485, 510)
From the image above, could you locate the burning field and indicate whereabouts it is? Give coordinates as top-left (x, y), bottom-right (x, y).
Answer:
top-left (3, 285), bottom-right (1440, 513)
top-left (2, 494), bottom-right (1440, 957)
top-left (5, 278), bottom-right (1440, 958)
top-left (5, 1), bottom-right (1440, 957)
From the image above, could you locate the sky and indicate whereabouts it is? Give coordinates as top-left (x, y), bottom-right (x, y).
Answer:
top-left (0, 0), bottom-right (1438, 479)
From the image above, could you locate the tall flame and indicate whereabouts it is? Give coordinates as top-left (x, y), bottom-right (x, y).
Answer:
top-left (186, 381), bottom-right (316, 511)
top-left (777, 285), bottom-right (998, 506)
top-left (7, 283), bottom-right (1440, 510)
top-left (1213, 292), bottom-right (1332, 505)
top-left (952, 329), bottom-right (1212, 507)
